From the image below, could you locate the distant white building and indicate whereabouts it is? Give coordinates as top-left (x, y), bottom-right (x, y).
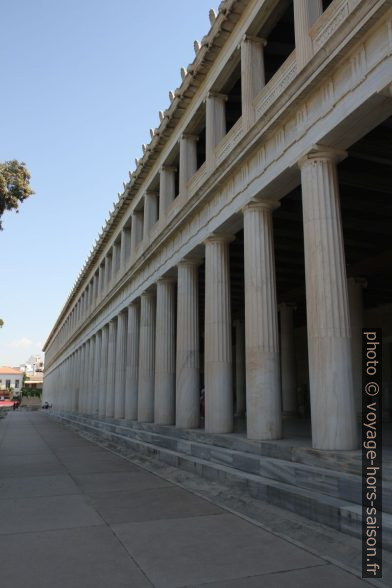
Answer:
top-left (19, 355), bottom-right (44, 376)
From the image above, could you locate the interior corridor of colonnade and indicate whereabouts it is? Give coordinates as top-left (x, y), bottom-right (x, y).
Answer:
top-left (0, 411), bottom-right (376, 587)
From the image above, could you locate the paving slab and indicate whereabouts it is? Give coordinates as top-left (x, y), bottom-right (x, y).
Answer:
top-left (58, 453), bottom-right (141, 474)
top-left (0, 526), bottom-right (152, 588)
top-left (0, 473), bottom-right (80, 498)
top-left (89, 485), bottom-right (223, 524)
top-left (0, 494), bottom-right (104, 533)
top-left (0, 453), bottom-right (64, 478)
top-left (194, 564), bottom-right (370, 587)
top-left (73, 470), bottom-right (172, 494)
top-left (112, 513), bottom-right (326, 588)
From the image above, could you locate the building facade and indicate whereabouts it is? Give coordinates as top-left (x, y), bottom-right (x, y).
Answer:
top-left (0, 367), bottom-right (23, 397)
top-left (43, 0), bottom-right (392, 452)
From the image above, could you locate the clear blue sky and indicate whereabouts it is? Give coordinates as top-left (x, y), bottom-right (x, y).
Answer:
top-left (0, 0), bottom-right (218, 366)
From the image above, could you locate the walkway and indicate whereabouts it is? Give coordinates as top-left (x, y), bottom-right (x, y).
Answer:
top-left (0, 411), bottom-right (370, 588)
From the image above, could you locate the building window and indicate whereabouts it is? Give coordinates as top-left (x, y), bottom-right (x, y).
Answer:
top-left (15, 380), bottom-right (20, 388)
top-left (6, 380), bottom-right (11, 389)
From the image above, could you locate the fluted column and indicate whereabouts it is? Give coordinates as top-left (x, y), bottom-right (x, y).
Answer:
top-left (176, 260), bottom-right (200, 428)
top-left (73, 349), bottom-right (80, 411)
top-left (120, 225), bottom-right (132, 270)
top-left (159, 165), bottom-right (176, 217)
top-left (294, 0), bottom-right (323, 69)
top-left (204, 235), bottom-right (233, 434)
top-left (92, 331), bottom-right (101, 414)
top-left (243, 200), bottom-right (281, 440)
top-left (125, 302), bottom-right (140, 420)
top-left (105, 254), bottom-right (112, 290)
top-left (348, 277), bottom-right (367, 418)
top-left (87, 336), bottom-right (96, 414)
top-left (81, 341), bottom-right (90, 413)
top-left (114, 311), bottom-right (128, 419)
top-left (279, 303), bottom-right (297, 416)
top-left (299, 148), bottom-right (357, 450)
top-left (234, 319), bottom-right (246, 417)
top-left (76, 345), bottom-right (84, 412)
top-left (98, 324), bottom-right (109, 417)
top-left (143, 191), bottom-right (158, 239)
top-left (138, 291), bottom-right (156, 422)
top-left (155, 279), bottom-right (176, 425)
top-left (131, 212), bottom-right (143, 256)
top-left (179, 134), bottom-right (198, 196)
top-left (241, 35), bottom-right (266, 129)
top-left (105, 318), bottom-right (117, 418)
top-left (206, 92), bottom-right (227, 164)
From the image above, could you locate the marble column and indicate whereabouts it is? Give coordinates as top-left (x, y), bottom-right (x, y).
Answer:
top-left (299, 148), bottom-right (357, 450)
top-left (82, 341), bottom-right (89, 413)
top-left (87, 336), bottom-right (95, 414)
top-left (98, 324), bottom-right (109, 417)
top-left (234, 319), bottom-right (246, 417)
top-left (206, 92), bottom-right (227, 163)
top-left (348, 277), bottom-right (367, 418)
top-left (159, 165), bottom-right (176, 217)
top-left (241, 35), bottom-right (266, 129)
top-left (120, 225), bottom-right (132, 270)
top-left (204, 235), bottom-right (233, 434)
top-left (104, 254), bottom-right (111, 290)
top-left (243, 200), bottom-right (281, 440)
top-left (114, 311), bottom-right (127, 419)
top-left (131, 211), bottom-right (143, 256)
top-left (154, 278), bottom-right (176, 425)
top-left (179, 134), bottom-right (198, 196)
top-left (125, 302), bottom-right (140, 420)
top-left (92, 331), bottom-right (101, 415)
top-left (176, 260), bottom-right (200, 429)
top-left (74, 348), bottom-right (80, 412)
top-left (294, 0), bottom-right (323, 69)
top-left (77, 345), bottom-right (84, 412)
top-left (105, 318), bottom-right (117, 418)
top-left (138, 291), bottom-right (156, 422)
top-left (143, 191), bottom-right (158, 239)
top-left (279, 303), bottom-right (297, 416)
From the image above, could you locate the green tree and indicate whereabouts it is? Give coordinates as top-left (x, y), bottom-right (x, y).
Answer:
top-left (0, 160), bottom-right (34, 230)
top-left (0, 319), bottom-right (3, 328)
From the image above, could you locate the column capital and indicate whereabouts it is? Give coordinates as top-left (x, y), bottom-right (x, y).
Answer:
top-left (206, 91), bottom-right (228, 101)
top-left (240, 34), bottom-right (267, 47)
top-left (156, 276), bottom-right (176, 285)
top-left (242, 198), bottom-right (280, 213)
top-left (298, 145), bottom-right (347, 168)
top-left (160, 164), bottom-right (177, 173)
top-left (204, 232), bottom-right (235, 246)
top-left (177, 257), bottom-right (202, 268)
top-left (140, 288), bottom-right (156, 298)
top-left (145, 189), bottom-right (158, 197)
top-left (128, 299), bottom-right (140, 309)
top-left (180, 133), bottom-right (199, 142)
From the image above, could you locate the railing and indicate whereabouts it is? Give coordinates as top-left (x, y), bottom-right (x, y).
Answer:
top-left (310, 0), bottom-right (361, 52)
top-left (254, 51), bottom-right (297, 121)
top-left (215, 117), bottom-right (243, 167)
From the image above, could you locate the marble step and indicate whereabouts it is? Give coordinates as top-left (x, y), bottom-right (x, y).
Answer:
top-left (54, 411), bottom-right (392, 550)
top-left (61, 411), bottom-right (392, 515)
top-left (66, 411), bottom-right (375, 479)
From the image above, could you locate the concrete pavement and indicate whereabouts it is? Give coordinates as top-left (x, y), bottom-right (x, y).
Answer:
top-left (0, 411), bottom-right (371, 587)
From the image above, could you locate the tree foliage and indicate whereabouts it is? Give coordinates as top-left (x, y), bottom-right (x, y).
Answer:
top-left (0, 160), bottom-right (34, 230)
